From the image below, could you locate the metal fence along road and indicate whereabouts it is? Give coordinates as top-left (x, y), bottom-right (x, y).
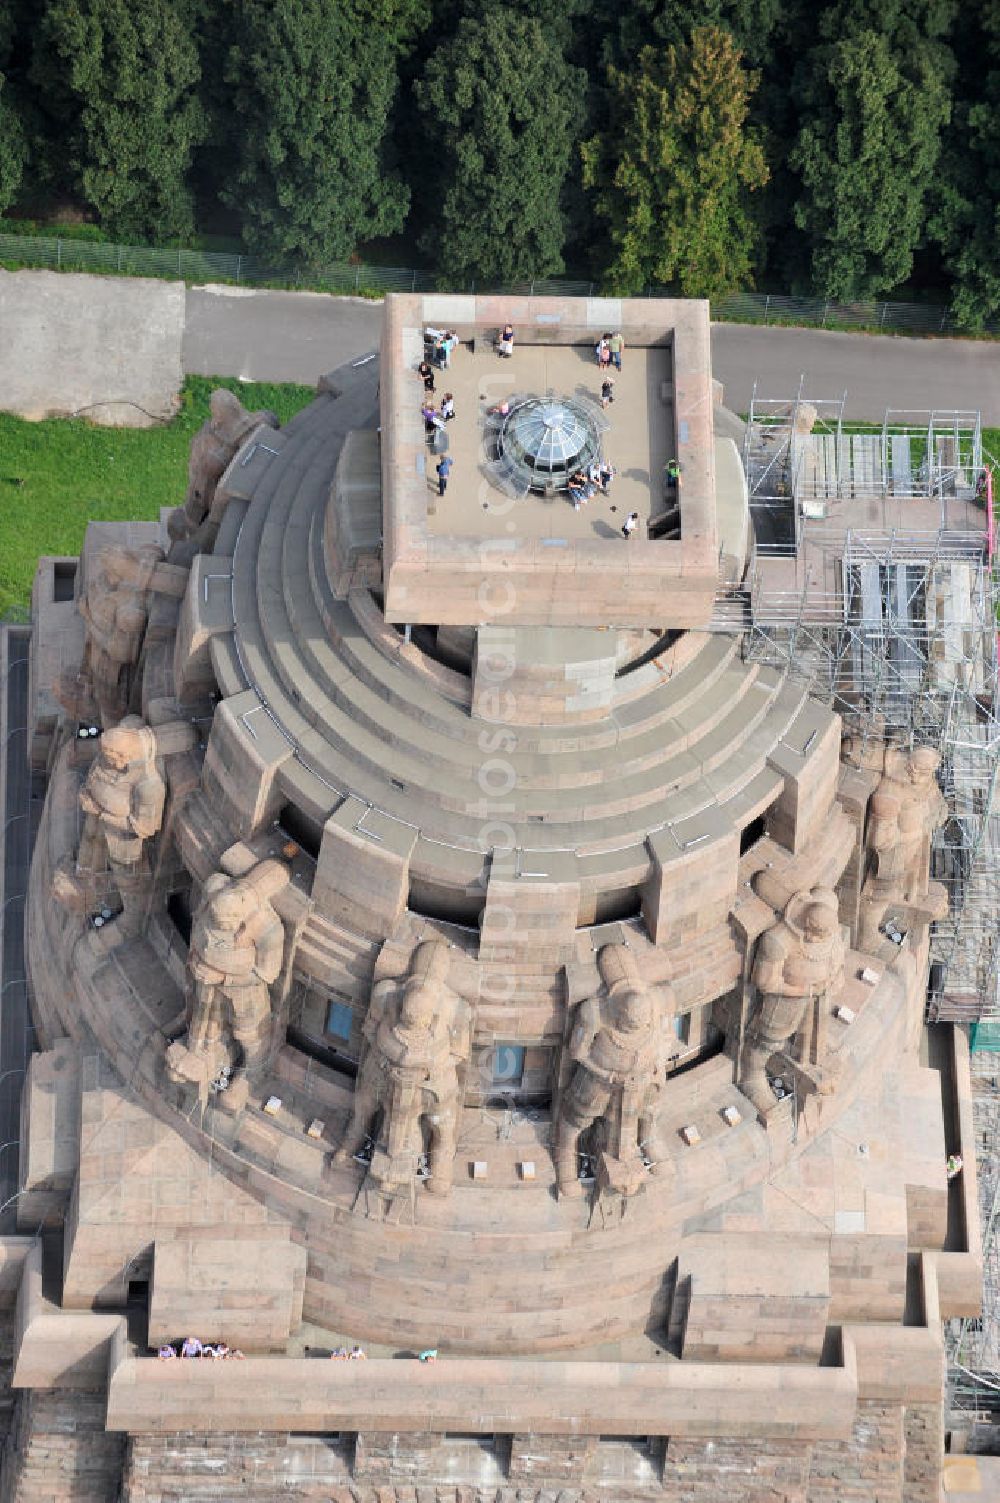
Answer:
top-left (1, 225), bottom-right (995, 339)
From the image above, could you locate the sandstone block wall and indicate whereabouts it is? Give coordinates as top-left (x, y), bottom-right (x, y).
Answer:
top-left (0, 1389), bottom-right (125, 1503)
top-left (903, 1401), bottom-right (945, 1503)
top-left (805, 1399), bottom-right (903, 1503)
top-left (122, 1433), bottom-right (353, 1503)
top-left (663, 1436), bottom-right (813, 1501)
top-left (0, 1391), bottom-right (932, 1503)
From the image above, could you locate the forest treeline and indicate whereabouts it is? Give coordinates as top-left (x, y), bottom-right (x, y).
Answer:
top-left (0, 0), bottom-right (998, 325)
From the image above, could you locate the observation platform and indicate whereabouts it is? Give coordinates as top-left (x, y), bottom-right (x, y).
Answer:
top-left (424, 341), bottom-right (673, 543)
top-left (381, 293), bottom-right (720, 629)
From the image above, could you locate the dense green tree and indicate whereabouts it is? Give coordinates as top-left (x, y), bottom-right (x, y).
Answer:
top-left (581, 28), bottom-right (768, 299)
top-left (930, 3), bottom-right (1000, 326)
top-left (0, 2), bottom-right (27, 216)
top-left (595, 0), bottom-right (786, 71)
top-left (223, 0), bottom-right (419, 266)
top-left (0, 0), bottom-right (987, 313)
top-left (414, 13), bottom-right (585, 285)
top-left (788, 29), bottom-right (950, 299)
top-left (31, 0), bottom-right (205, 240)
top-left (813, 0), bottom-right (955, 44)
top-left (0, 73), bottom-right (26, 217)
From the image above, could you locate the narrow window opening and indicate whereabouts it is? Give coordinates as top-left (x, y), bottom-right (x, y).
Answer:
top-left (490, 1044), bottom-right (525, 1088)
top-left (326, 1000), bottom-right (353, 1042)
top-left (278, 804), bottom-right (322, 860)
top-left (740, 813), bottom-right (767, 855)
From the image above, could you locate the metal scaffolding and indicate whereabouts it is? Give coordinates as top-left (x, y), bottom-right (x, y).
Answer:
top-left (725, 390), bottom-right (999, 1022)
top-left (735, 386), bottom-right (1000, 1437)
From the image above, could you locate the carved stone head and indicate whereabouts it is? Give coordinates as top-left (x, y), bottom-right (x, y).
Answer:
top-left (802, 899), bottom-right (838, 942)
top-left (612, 985), bottom-right (654, 1034)
top-left (785, 886), bottom-right (840, 945)
top-left (207, 882), bottom-right (257, 932)
top-left (98, 716), bottom-right (156, 772)
top-left (906, 745), bottom-right (939, 787)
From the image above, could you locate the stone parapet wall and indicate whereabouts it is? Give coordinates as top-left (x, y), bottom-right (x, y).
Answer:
top-left (104, 1348), bottom-right (859, 1439)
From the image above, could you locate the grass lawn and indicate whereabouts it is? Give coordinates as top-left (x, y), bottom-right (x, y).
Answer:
top-left (0, 376), bottom-right (315, 616)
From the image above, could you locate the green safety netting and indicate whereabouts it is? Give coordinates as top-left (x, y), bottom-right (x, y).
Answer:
top-left (971, 1020), bottom-right (1000, 1051)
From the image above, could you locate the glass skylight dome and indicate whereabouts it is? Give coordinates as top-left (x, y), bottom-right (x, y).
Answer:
top-left (497, 396), bottom-right (602, 491)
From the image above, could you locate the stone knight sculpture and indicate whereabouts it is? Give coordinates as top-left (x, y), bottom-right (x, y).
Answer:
top-left (741, 886), bottom-right (845, 1113)
top-left (860, 744), bottom-right (947, 946)
top-left (53, 716), bottom-right (166, 928)
top-left (333, 941), bottom-right (469, 1198)
top-left (59, 545), bottom-right (164, 729)
top-left (167, 389), bottom-right (278, 564)
top-left (554, 944), bottom-right (672, 1199)
top-left (166, 859), bottom-right (289, 1100)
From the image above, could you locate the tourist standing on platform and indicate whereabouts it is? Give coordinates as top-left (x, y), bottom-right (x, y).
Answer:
top-left (608, 331), bottom-right (624, 370)
top-left (621, 510), bottom-right (639, 538)
top-left (418, 359), bottom-right (435, 392)
top-left (437, 455), bottom-right (454, 495)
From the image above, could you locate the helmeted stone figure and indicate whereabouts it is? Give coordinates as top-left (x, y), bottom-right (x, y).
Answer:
top-left (865, 745), bottom-right (947, 920)
top-left (554, 945), bottom-right (672, 1199)
top-left (167, 389), bottom-right (278, 564)
top-left (166, 859), bottom-right (288, 1097)
top-left (53, 716), bottom-right (167, 927)
top-left (63, 545), bottom-right (164, 729)
top-left (76, 717), bottom-right (165, 876)
top-left (741, 887), bottom-right (845, 1113)
top-left (333, 941), bottom-right (469, 1197)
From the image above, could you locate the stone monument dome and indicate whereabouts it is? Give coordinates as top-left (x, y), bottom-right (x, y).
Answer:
top-left (7, 293), bottom-right (977, 1502)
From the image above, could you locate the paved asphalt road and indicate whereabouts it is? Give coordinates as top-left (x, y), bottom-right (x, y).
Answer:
top-left (712, 322), bottom-right (1000, 425)
top-left (183, 285), bottom-right (1000, 422)
top-left (183, 286), bottom-right (382, 385)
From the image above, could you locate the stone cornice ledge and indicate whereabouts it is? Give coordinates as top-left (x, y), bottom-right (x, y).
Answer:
top-left (106, 1325), bottom-right (858, 1439)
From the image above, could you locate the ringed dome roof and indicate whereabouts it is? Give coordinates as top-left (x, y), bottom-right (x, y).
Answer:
top-left (497, 394), bottom-right (602, 485)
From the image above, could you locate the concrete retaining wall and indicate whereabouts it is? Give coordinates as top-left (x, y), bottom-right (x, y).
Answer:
top-left (0, 269), bottom-right (184, 426)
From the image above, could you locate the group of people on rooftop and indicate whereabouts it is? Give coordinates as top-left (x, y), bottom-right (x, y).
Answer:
top-left (418, 329), bottom-right (458, 436)
top-left (158, 1337), bottom-right (245, 1360)
top-left (596, 332), bottom-right (624, 370)
top-left (568, 460), bottom-right (616, 511)
top-left (418, 331), bottom-right (461, 496)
